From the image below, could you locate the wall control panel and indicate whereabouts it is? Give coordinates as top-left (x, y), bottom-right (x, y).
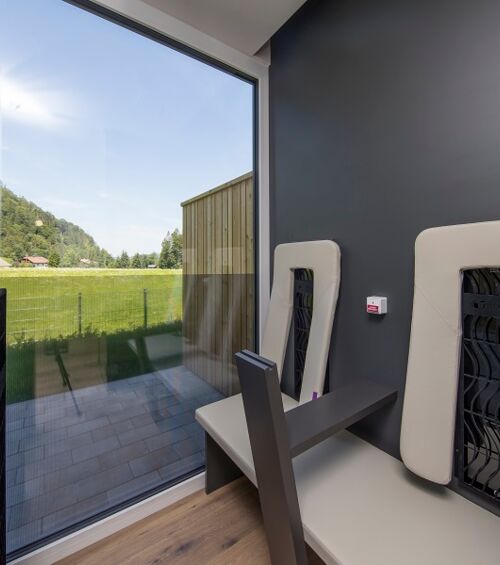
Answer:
top-left (367, 296), bottom-right (387, 315)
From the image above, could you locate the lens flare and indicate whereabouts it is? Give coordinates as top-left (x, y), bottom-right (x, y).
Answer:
top-left (0, 77), bottom-right (57, 127)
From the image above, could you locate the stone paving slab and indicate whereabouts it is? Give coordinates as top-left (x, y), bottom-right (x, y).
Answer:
top-left (6, 366), bottom-right (223, 555)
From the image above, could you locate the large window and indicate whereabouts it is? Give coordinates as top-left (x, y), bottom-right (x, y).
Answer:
top-left (0, 0), bottom-right (255, 556)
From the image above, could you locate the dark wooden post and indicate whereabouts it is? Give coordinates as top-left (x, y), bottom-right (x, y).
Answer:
top-left (235, 351), bottom-right (308, 565)
top-left (0, 289), bottom-right (6, 564)
top-left (143, 288), bottom-right (148, 329)
top-left (77, 292), bottom-right (82, 336)
top-left (205, 433), bottom-right (242, 494)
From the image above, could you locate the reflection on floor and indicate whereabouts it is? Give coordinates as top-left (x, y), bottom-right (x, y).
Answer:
top-left (6, 366), bottom-right (223, 554)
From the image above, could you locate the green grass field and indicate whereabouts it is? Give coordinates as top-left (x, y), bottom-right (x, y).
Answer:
top-left (0, 268), bottom-right (182, 344)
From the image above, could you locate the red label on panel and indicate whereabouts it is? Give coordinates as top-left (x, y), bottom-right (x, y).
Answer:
top-left (367, 304), bottom-right (379, 313)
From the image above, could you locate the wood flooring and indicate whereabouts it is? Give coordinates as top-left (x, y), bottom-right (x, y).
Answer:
top-left (58, 478), bottom-right (324, 565)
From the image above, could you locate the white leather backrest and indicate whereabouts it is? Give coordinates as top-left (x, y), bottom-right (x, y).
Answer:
top-left (260, 240), bottom-right (341, 404)
top-left (401, 220), bottom-right (500, 484)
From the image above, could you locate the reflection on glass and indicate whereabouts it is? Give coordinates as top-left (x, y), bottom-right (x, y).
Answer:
top-left (4, 272), bottom-right (223, 553)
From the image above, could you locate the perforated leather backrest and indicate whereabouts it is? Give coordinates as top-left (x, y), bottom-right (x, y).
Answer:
top-left (401, 220), bottom-right (500, 484)
top-left (260, 240), bottom-right (341, 404)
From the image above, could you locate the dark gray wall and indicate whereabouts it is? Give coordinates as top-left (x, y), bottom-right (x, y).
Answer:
top-left (270, 0), bottom-right (500, 458)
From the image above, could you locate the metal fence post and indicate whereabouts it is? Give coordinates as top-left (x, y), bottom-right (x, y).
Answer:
top-left (143, 288), bottom-right (148, 329)
top-left (78, 293), bottom-right (82, 336)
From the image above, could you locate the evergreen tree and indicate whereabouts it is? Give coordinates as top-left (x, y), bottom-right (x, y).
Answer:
top-left (48, 251), bottom-right (61, 267)
top-left (159, 235), bottom-right (173, 269)
top-left (61, 248), bottom-right (79, 267)
top-left (101, 251), bottom-right (115, 268)
top-left (170, 229), bottom-right (183, 268)
top-left (131, 253), bottom-right (142, 268)
top-left (117, 251), bottom-right (130, 268)
top-left (147, 252), bottom-right (158, 267)
top-left (158, 231), bottom-right (183, 269)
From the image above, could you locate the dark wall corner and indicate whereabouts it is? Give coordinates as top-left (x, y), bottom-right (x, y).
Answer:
top-left (270, 0), bottom-right (500, 458)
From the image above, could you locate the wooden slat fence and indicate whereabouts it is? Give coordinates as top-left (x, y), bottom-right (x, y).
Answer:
top-left (182, 172), bottom-right (254, 396)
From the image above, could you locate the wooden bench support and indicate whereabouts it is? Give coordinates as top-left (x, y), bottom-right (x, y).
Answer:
top-left (287, 380), bottom-right (398, 457)
top-left (205, 433), bottom-right (243, 494)
top-left (235, 350), bottom-right (397, 565)
top-left (236, 352), bottom-right (308, 565)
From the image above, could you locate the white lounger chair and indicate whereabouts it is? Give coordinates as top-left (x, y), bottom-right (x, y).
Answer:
top-left (197, 229), bottom-right (499, 565)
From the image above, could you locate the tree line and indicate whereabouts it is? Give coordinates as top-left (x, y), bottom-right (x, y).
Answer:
top-left (0, 184), bottom-right (182, 269)
top-left (114, 229), bottom-right (182, 269)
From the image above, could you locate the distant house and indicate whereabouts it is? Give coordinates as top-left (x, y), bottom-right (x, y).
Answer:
top-left (147, 264), bottom-right (157, 269)
top-left (0, 258), bottom-right (11, 268)
top-left (80, 258), bottom-right (92, 266)
top-left (23, 256), bottom-right (49, 268)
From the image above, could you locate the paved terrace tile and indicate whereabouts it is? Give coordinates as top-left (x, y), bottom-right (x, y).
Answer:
top-left (5, 366), bottom-right (223, 555)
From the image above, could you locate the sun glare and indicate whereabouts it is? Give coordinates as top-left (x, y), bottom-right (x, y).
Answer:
top-left (0, 77), bottom-right (58, 127)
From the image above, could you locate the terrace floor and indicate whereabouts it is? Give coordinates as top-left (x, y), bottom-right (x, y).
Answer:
top-left (6, 366), bottom-right (223, 555)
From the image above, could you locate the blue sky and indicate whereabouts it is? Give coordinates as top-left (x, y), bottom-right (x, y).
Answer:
top-left (0, 0), bottom-right (253, 256)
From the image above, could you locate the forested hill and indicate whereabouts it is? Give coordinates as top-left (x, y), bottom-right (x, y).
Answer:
top-left (0, 184), bottom-right (113, 267)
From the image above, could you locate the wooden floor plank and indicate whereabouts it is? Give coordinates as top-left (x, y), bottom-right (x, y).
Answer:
top-left (58, 478), bottom-right (324, 565)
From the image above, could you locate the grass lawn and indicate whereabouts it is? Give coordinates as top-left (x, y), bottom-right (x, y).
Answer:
top-left (0, 268), bottom-right (182, 344)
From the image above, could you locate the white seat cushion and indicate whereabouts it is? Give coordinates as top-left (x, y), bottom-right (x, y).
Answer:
top-left (295, 432), bottom-right (499, 565)
top-left (196, 393), bottom-right (298, 482)
top-left (196, 399), bottom-right (499, 565)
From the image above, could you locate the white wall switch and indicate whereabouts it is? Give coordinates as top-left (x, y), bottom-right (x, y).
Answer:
top-left (367, 296), bottom-right (387, 315)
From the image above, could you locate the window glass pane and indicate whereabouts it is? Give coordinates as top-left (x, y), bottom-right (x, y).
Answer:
top-left (0, 0), bottom-right (254, 555)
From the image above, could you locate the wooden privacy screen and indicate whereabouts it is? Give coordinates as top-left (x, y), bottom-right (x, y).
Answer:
top-left (181, 172), bottom-right (255, 396)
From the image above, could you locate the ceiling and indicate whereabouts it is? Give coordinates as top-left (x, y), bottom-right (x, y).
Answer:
top-left (142, 0), bottom-right (307, 55)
